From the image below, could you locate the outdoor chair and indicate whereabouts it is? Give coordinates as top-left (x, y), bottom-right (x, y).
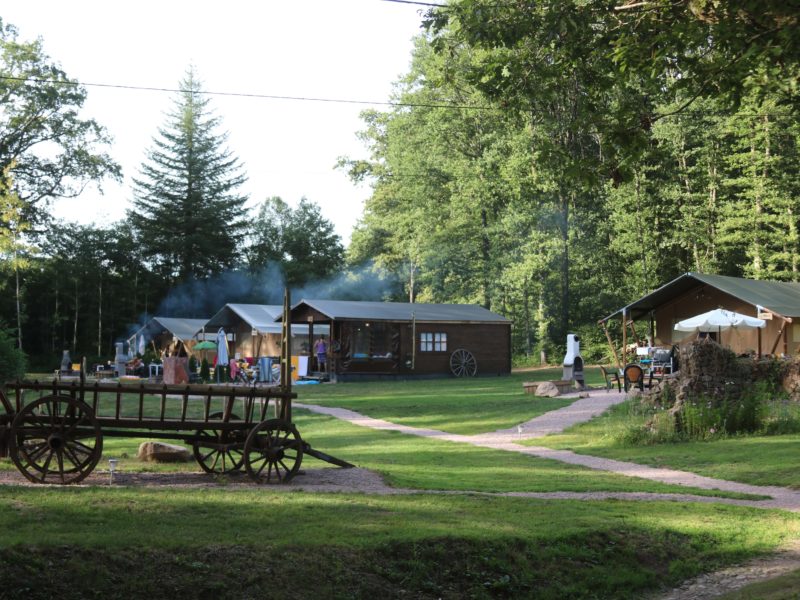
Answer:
top-left (600, 366), bottom-right (621, 392)
top-left (623, 363), bottom-right (649, 392)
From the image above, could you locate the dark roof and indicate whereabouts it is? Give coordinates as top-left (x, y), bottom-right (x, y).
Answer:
top-left (602, 272), bottom-right (800, 322)
top-left (290, 299), bottom-right (511, 323)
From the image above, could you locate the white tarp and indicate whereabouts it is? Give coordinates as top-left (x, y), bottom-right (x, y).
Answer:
top-left (674, 309), bottom-right (766, 332)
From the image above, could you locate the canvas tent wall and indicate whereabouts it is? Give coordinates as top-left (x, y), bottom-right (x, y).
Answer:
top-left (600, 272), bottom-right (800, 365)
top-left (203, 303), bottom-right (328, 359)
top-left (286, 299), bottom-right (512, 380)
top-left (127, 317), bottom-right (209, 357)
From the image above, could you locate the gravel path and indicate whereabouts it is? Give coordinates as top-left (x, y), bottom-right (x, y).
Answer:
top-left (648, 540), bottom-right (800, 600)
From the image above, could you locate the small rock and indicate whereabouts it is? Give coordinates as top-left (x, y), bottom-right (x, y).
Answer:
top-left (137, 441), bottom-right (191, 463)
top-left (536, 381), bottom-right (560, 397)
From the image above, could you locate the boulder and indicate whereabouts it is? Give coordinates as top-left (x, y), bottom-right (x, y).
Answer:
top-left (535, 380), bottom-right (560, 397)
top-left (137, 441), bottom-right (191, 463)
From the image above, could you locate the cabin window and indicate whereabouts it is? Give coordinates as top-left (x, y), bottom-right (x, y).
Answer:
top-left (420, 332), bottom-right (447, 352)
top-left (351, 323), bottom-right (395, 360)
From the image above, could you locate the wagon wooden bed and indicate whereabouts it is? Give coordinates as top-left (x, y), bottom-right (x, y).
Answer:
top-left (0, 293), bottom-right (352, 485)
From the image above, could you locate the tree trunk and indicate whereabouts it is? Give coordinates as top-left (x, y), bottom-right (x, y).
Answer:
top-left (97, 275), bottom-right (102, 357)
top-left (559, 191), bottom-right (570, 339)
top-left (14, 251), bottom-right (22, 350)
top-left (480, 207), bottom-right (491, 309)
top-left (72, 278), bottom-right (79, 352)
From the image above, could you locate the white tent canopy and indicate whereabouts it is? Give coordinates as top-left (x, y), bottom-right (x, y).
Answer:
top-left (674, 309), bottom-right (766, 333)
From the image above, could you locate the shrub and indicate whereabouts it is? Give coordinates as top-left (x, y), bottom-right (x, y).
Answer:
top-left (200, 358), bottom-right (210, 383)
top-left (0, 328), bottom-right (27, 383)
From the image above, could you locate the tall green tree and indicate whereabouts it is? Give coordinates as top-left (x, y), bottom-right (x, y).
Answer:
top-left (130, 68), bottom-right (248, 283)
top-left (0, 18), bottom-right (120, 225)
top-left (249, 197), bottom-right (344, 288)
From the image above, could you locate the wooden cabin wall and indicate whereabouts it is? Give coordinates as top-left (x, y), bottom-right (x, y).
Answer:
top-left (332, 320), bottom-right (511, 376)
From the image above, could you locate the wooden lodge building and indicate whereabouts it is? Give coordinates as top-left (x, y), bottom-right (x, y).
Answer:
top-left (286, 299), bottom-right (512, 380)
top-left (601, 272), bottom-right (800, 366)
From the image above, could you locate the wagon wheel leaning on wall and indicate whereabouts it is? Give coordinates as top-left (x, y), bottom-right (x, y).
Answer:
top-left (450, 349), bottom-right (478, 377)
top-left (192, 412), bottom-right (246, 474)
top-left (9, 395), bottom-right (103, 484)
top-left (243, 418), bottom-right (304, 483)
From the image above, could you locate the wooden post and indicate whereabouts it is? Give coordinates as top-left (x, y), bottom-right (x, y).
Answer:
top-left (621, 308), bottom-right (627, 366)
top-left (281, 288), bottom-right (292, 421)
top-left (771, 318), bottom-right (789, 355)
top-left (784, 322), bottom-right (790, 356)
top-left (758, 327), bottom-right (762, 358)
top-left (601, 320), bottom-right (622, 371)
top-left (308, 318), bottom-right (314, 372)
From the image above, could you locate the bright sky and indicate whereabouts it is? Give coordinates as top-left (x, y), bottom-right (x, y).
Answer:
top-left (2, 1), bottom-right (428, 244)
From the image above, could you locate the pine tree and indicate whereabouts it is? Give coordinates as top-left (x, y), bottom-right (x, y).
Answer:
top-left (130, 68), bottom-right (248, 283)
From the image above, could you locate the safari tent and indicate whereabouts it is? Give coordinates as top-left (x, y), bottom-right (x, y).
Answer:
top-left (600, 272), bottom-right (800, 365)
top-left (127, 317), bottom-right (209, 357)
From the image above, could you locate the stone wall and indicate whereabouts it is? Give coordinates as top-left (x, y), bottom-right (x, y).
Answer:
top-left (647, 338), bottom-right (752, 409)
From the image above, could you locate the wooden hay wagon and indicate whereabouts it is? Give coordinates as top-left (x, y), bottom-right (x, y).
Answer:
top-left (0, 292), bottom-right (352, 485)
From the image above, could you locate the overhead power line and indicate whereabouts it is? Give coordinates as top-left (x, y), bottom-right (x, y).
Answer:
top-left (3, 77), bottom-right (795, 120)
top-left (0, 76), bottom-right (498, 111)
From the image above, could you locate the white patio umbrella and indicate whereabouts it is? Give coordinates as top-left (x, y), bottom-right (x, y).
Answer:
top-left (216, 328), bottom-right (229, 382)
top-left (674, 309), bottom-right (766, 334)
top-left (138, 335), bottom-right (146, 356)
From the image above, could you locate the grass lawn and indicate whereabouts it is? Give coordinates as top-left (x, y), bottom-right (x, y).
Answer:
top-left (1, 372), bottom-right (796, 598)
top-left (528, 399), bottom-right (800, 489)
top-left (292, 369), bottom-right (605, 435)
top-left (0, 486), bottom-right (798, 599)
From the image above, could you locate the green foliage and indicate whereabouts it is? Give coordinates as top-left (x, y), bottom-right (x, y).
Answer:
top-left (248, 196), bottom-right (344, 287)
top-left (199, 357), bottom-right (210, 382)
top-left (129, 67), bottom-right (248, 283)
top-left (0, 326), bottom-right (26, 382)
top-left (0, 18), bottom-right (120, 224)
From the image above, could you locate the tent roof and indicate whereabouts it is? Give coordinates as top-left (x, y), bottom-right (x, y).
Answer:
top-left (205, 304), bottom-right (283, 332)
top-left (602, 272), bottom-right (800, 322)
top-left (130, 317), bottom-right (208, 343)
top-left (205, 303), bottom-right (328, 335)
top-left (289, 299), bottom-right (511, 323)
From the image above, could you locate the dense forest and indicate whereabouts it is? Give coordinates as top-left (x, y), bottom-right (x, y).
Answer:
top-left (1, 2), bottom-right (799, 369)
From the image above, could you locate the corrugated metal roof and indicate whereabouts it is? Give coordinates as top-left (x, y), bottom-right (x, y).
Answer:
top-left (291, 299), bottom-right (511, 323)
top-left (131, 317), bottom-right (208, 342)
top-left (602, 272), bottom-right (800, 322)
top-left (205, 304), bottom-right (328, 335)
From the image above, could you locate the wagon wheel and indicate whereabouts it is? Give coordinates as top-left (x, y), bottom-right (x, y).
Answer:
top-left (192, 412), bottom-right (245, 474)
top-left (450, 349), bottom-right (477, 377)
top-left (9, 395), bottom-right (103, 485)
top-left (243, 418), bottom-right (303, 484)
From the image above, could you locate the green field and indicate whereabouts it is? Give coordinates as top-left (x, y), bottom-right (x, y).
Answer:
top-left (293, 369), bottom-right (603, 435)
